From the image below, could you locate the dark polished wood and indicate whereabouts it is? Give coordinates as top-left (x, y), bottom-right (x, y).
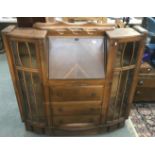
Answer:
top-left (134, 62), bottom-right (155, 102)
top-left (2, 21), bottom-right (147, 136)
top-left (17, 17), bottom-right (45, 27)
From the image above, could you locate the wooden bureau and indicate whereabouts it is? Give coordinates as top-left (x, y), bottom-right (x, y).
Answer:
top-left (2, 21), bottom-right (147, 135)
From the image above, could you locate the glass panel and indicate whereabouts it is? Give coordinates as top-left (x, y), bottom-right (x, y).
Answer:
top-left (10, 41), bottom-right (38, 68)
top-left (33, 73), bottom-right (45, 122)
top-left (107, 69), bottom-right (134, 121)
top-left (115, 41), bottom-right (139, 68)
top-left (11, 41), bottom-right (20, 66)
top-left (24, 72), bottom-right (36, 121)
top-left (17, 70), bottom-right (31, 119)
top-left (120, 69), bottom-right (134, 117)
top-left (17, 70), bottom-right (44, 122)
top-left (49, 37), bottom-right (105, 79)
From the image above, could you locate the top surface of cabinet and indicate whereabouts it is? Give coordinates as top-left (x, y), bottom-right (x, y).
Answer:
top-left (1, 25), bottom-right (16, 33)
top-left (7, 28), bottom-right (47, 39)
top-left (106, 28), bottom-right (141, 39)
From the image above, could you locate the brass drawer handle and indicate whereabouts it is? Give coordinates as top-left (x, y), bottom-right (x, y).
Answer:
top-left (138, 80), bottom-right (144, 85)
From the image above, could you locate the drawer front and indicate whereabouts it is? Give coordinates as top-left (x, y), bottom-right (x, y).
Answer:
top-left (51, 86), bottom-right (103, 101)
top-left (137, 78), bottom-right (155, 88)
top-left (53, 115), bottom-right (100, 127)
top-left (134, 87), bottom-right (155, 102)
top-left (52, 101), bottom-right (101, 115)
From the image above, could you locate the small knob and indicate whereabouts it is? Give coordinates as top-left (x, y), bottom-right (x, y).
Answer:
top-left (136, 91), bottom-right (141, 95)
top-left (147, 68), bottom-right (151, 72)
top-left (138, 80), bottom-right (144, 85)
top-left (114, 42), bottom-right (118, 46)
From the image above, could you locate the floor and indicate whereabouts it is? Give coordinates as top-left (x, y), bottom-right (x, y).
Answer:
top-left (0, 52), bottom-right (137, 137)
top-left (130, 103), bottom-right (155, 137)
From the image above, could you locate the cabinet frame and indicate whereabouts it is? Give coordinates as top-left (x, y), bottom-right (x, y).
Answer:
top-left (2, 23), bottom-right (147, 135)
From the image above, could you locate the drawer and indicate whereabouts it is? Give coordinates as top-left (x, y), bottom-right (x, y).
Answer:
top-left (137, 78), bottom-right (155, 88)
top-left (52, 101), bottom-right (101, 115)
top-left (53, 115), bottom-right (100, 127)
top-left (51, 86), bottom-right (103, 101)
top-left (134, 87), bottom-right (155, 102)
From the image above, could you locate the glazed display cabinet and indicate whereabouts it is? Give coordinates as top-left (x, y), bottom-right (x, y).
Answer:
top-left (2, 22), bottom-right (147, 135)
